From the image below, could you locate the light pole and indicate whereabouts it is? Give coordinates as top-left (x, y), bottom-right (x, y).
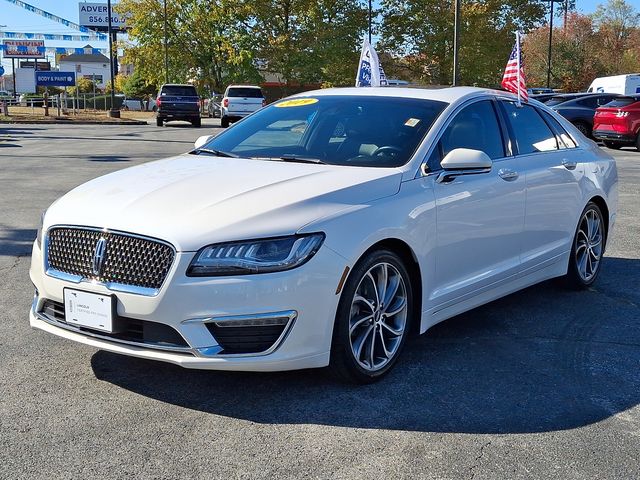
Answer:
top-left (368, 0), bottom-right (372, 44)
top-left (107, 0), bottom-right (120, 117)
top-left (545, 0), bottom-right (556, 89)
top-left (164, 0), bottom-right (169, 83)
top-left (452, 0), bottom-right (461, 86)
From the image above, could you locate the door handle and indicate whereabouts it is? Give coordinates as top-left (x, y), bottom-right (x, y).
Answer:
top-left (562, 159), bottom-right (577, 170)
top-left (498, 168), bottom-right (519, 181)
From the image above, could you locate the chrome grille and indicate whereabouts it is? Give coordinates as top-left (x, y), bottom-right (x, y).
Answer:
top-left (46, 227), bottom-right (175, 290)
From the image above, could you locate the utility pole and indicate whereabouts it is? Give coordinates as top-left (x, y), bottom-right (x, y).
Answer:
top-left (368, 0), bottom-right (372, 44)
top-left (164, 0), bottom-right (169, 84)
top-left (452, 0), bottom-right (461, 86)
top-left (107, 0), bottom-right (120, 117)
top-left (546, 0), bottom-right (555, 89)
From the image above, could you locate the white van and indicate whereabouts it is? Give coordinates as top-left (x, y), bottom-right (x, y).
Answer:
top-left (587, 74), bottom-right (640, 95)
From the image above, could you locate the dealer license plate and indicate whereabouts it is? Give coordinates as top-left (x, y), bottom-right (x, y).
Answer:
top-left (63, 288), bottom-right (114, 333)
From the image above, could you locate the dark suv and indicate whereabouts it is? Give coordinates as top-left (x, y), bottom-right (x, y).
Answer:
top-left (156, 84), bottom-right (201, 127)
top-left (546, 93), bottom-right (619, 137)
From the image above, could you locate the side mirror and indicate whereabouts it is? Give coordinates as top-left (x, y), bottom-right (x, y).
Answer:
top-left (437, 148), bottom-right (492, 184)
top-left (440, 148), bottom-right (492, 170)
top-left (194, 135), bottom-right (214, 149)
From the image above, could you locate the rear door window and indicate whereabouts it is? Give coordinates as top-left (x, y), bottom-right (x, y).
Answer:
top-left (502, 102), bottom-right (558, 154)
top-left (540, 111), bottom-right (577, 148)
top-left (227, 88), bottom-right (264, 98)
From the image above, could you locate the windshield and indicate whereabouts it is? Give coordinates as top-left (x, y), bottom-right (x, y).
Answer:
top-left (545, 96), bottom-right (575, 106)
top-left (603, 96), bottom-right (640, 107)
top-left (202, 95), bottom-right (448, 167)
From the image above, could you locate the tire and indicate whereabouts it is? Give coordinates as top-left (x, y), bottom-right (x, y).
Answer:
top-left (564, 201), bottom-right (606, 289)
top-left (603, 141), bottom-right (622, 150)
top-left (192, 117), bottom-right (201, 128)
top-left (636, 133), bottom-right (640, 151)
top-left (156, 117), bottom-right (163, 127)
top-left (152, 106), bottom-right (157, 112)
top-left (208, 111), bottom-right (212, 118)
top-left (573, 121), bottom-right (591, 138)
top-left (221, 116), bottom-right (229, 128)
top-left (329, 249), bottom-right (414, 384)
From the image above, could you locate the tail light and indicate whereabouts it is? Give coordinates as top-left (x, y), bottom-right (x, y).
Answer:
top-left (223, 98), bottom-right (229, 108)
top-left (156, 97), bottom-right (162, 107)
top-left (615, 111), bottom-right (629, 118)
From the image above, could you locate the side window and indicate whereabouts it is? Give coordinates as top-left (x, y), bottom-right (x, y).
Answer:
top-left (440, 100), bottom-right (505, 160)
top-left (540, 111), bottom-right (577, 148)
top-left (502, 102), bottom-right (558, 154)
top-left (576, 97), bottom-right (598, 109)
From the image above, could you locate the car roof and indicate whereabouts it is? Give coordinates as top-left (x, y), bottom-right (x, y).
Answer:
top-left (161, 83), bottom-right (196, 88)
top-left (289, 86), bottom-right (506, 104)
top-left (226, 85), bottom-right (262, 89)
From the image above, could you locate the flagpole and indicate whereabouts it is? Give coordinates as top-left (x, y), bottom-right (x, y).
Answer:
top-left (516, 31), bottom-right (522, 107)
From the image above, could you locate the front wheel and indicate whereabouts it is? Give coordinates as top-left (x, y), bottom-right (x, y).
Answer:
top-left (156, 117), bottom-right (163, 127)
top-left (564, 202), bottom-right (606, 289)
top-left (330, 250), bottom-right (414, 383)
top-left (221, 116), bottom-right (229, 128)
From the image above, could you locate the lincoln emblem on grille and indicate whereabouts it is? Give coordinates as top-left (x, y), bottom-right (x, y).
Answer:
top-left (92, 237), bottom-right (107, 276)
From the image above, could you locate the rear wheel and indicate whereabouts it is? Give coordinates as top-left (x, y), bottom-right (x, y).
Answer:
top-left (573, 121), bottom-right (591, 137)
top-left (192, 117), bottom-right (201, 128)
top-left (221, 116), bottom-right (229, 128)
top-left (636, 132), bottom-right (640, 151)
top-left (603, 141), bottom-right (622, 149)
top-left (156, 117), bottom-right (163, 127)
top-left (564, 202), bottom-right (606, 289)
top-left (330, 249), bottom-right (414, 383)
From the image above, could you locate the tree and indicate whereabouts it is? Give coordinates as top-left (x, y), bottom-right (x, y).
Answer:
top-left (122, 70), bottom-right (157, 98)
top-left (379, 0), bottom-right (548, 87)
top-left (523, 0), bottom-right (640, 91)
top-left (248, 0), bottom-right (368, 90)
top-left (76, 77), bottom-right (96, 93)
top-left (117, 0), bottom-right (261, 93)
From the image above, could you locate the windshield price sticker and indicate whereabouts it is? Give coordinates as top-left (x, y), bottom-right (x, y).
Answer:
top-left (275, 98), bottom-right (319, 108)
top-left (404, 118), bottom-right (421, 127)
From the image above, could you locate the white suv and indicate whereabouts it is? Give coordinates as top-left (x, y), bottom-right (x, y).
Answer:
top-left (221, 85), bottom-right (265, 127)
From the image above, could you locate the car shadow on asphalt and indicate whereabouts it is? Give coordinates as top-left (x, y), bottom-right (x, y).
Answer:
top-left (91, 256), bottom-right (640, 434)
top-left (87, 154), bottom-right (130, 162)
top-left (0, 228), bottom-right (36, 256)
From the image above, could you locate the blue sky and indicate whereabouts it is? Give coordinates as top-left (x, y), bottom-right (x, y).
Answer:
top-left (1, 0), bottom-right (606, 74)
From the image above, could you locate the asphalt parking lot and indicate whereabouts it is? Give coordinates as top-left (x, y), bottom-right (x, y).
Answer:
top-left (1, 120), bottom-right (639, 479)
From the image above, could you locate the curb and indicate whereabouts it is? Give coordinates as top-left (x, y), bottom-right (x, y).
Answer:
top-left (0, 118), bottom-right (148, 125)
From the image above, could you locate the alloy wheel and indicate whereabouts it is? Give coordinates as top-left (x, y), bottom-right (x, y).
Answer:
top-left (575, 208), bottom-right (603, 282)
top-left (348, 262), bottom-right (408, 371)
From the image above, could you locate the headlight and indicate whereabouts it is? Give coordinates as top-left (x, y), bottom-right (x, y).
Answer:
top-left (187, 233), bottom-right (325, 276)
top-left (36, 210), bottom-right (46, 249)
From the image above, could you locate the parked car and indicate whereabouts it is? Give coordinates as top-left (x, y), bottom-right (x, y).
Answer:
top-left (207, 93), bottom-right (222, 118)
top-left (530, 92), bottom-right (557, 103)
top-left (546, 93), bottom-right (620, 137)
top-left (588, 74), bottom-right (640, 95)
top-left (221, 85), bottom-right (265, 128)
top-left (122, 96), bottom-right (157, 112)
top-left (30, 87), bottom-right (617, 383)
top-left (528, 87), bottom-right (555, 95)
top-left (0, 90), bottom-right (11, 98)
top-left (156, 83), bottom-right (201, 127)
top-left (593, 95), bottom-right (640, 150)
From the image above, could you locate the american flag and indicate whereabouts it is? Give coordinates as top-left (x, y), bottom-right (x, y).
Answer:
top-left (501, 32), bottom-right (528, 102)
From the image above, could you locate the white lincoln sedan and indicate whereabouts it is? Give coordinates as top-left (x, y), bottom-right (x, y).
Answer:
top-left (29, 87), bottom-right (618, 383)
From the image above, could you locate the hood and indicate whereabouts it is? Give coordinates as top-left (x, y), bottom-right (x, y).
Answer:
top-left (45, 154), bottom-right (403, 251)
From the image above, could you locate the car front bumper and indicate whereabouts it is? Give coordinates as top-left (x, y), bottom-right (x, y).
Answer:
top-left (29, 239), bottom-right (347, 371)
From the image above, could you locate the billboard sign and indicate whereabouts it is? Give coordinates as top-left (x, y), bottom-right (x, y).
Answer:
top-left (3, 40), bottom-right (46, 59)
top-left (79, 3), bottom-right (130, 31)
top-left (35, 71), bottom-right (76, 87)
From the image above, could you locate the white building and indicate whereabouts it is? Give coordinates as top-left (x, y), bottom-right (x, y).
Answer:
top-left (58, 45), bottom-right (110, 89)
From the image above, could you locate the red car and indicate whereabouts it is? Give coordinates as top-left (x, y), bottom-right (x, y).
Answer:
top-left (593, 95), bottom-right (640, 150)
